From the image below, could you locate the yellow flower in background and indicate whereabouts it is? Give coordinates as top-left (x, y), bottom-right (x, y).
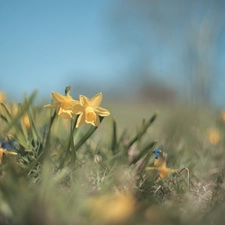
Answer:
top-left (0, 148), bottom-right (17, 164)
top-left (0, 92), bottom-right (5, 102)
top-left (72, 92), bottom-right (110, 127)
top-left (23, 113), bottom-right (30, 129)
top-left (207, 129), bottom-right (221, 145)
top-left (44, 86), bottom-right (80, 119)
top-left (221, 111), bottom-right (225, 123)
top-left (88, 193), bottom-right (135, 224)
top-left (146, 149), bottom-right (178, 181)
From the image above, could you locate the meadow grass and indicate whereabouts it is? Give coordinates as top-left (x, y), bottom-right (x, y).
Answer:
top-left (0, 91), bottom-right (225, 225)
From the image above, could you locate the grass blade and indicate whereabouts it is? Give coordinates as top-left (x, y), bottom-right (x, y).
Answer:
top-left (129, 140), bottom-right (158, 165)
top-left (111, 117), bottom-right (117, 154)
top-left (127, 111), bottom-right (158, 148)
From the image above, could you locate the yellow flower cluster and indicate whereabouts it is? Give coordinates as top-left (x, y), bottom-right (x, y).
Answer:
top-left (44, 86), bottom-right (110, 127)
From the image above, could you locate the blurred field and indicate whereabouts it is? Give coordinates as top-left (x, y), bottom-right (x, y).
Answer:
top-left (0, 91), bottom-right (225, 225)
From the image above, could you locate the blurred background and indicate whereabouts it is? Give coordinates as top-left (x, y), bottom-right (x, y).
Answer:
top-left (0, 0), bottom-right (225, 108)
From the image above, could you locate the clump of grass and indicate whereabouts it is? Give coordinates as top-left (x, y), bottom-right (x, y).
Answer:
top-left (0, 89), bottom-right (224, 225)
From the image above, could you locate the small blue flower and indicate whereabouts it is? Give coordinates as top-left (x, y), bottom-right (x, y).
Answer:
top-left (1, 140), bottom-right (10, 149)
top-left (0, 140), bottom-right (19, 151)
top-left (153, 148), bottom-right (161, 159)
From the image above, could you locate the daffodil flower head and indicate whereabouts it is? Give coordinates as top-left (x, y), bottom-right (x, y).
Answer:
top-left (0, 92), bottom-right (5, 102)
top-left (23, 113), bottom-right (30, 129)
top-left (207, 128), bottom-right (221, 145)
top-left (44, 86), bottom-right (80, 119)
top-left (146, 150), bottom-right (178, 181)
top-left (221, 111), bottom-right (225, 122)
top-left (72, 92), bottom-right (110, 127)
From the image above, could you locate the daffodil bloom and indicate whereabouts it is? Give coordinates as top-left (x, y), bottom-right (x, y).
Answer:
top-left (23, 113), bottom-right (30, 129)
top-left (207, 129), bottom-right (221, 145)
top-left (221, 111), bottom-right (225, 122)
top-left (146, 149), bottom-right (178, 181)
top-left (88, 193), bottom-right (135, 224)
top-left (44, 86), bottom-right (80, 119)
top-left (72, 92), bottom-right (110, 127)
top-left (0, 148), bottom-right (17, 164)
top-left (0, 92), bottom-right (5, 102)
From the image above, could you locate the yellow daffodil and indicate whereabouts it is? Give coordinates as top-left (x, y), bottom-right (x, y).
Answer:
top-left (221, 111), bottom-right (225, 123)
top-left (207, 129), bottom-right (221, 145)
top-left (0, 92), bottom-right (5, 102)
top-left (44, 86), bottom-right (80, 119)
top-left (146, 149), bottom-right (178, 181)
top-left (153, 155), bottom-right (178, 180)
top-left (23, 113), bottom-right (30, 129)
top-left (72, 92), bottom-right (110, 127)
top-left (88, 193), bottom-right (135, 224)
top-left (0, 148), bottom-right (18, 164)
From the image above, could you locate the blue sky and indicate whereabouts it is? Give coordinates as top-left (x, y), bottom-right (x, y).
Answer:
top-left (1, 1), bottom-right (225, 107)
top-left (0, 0), bottom-right (124, 101)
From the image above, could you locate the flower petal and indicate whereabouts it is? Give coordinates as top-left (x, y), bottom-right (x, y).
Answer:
top-left (59, 112), bottom-right (72, 119)
top-left (93, 116), bottom-right (100, 126)
top-left (65, 94), bottom-right (74, 101)
top-left (43, 103), bottom-right (59, 108)
top-left (0, 148), bottom-right (17, 164)
top-left (76, 113), bottom-right (86, 127)
top-left (0, 151), bottom-right (3, 164)
top-left (70, 100), bottom-right (81, 106)
top-left (51, 91), bottom-right (66, 103)
top-left (95, 106), bottom-right (110, 117)
top-left (58, 107), bottom-right (73, 118)
top-left (79, 95), bottom-right (90, 107)
top-left (5, 151), bottom-right (17, 155)
top-left (71, 104), bottom-right (83, 115)
top-left (89, 93), bottom-right (102, 107)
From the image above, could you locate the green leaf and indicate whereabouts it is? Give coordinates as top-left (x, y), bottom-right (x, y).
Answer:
top-left (127, 111), bottom-right (158, 148)
top-left (129, 140), bottom-right (158, 165)
top-left (73, 116), bottom-right (104, 151)
top-left (0, 115), bottom-right (8, 123)
top-left (111, 117), bottom-right (117, 154)
top-left (38, 110), bottom-right (57, 164)
top-left (136, 141), bottom-right (158, 177)
top-left (0, 103), bottom-right (29, 149)
top-left (25, 96), bottom-right (40, 143)
top-left (0, 90), bottom-right (38, 150)
top-left (18, 103), bottom-right (29, 141)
